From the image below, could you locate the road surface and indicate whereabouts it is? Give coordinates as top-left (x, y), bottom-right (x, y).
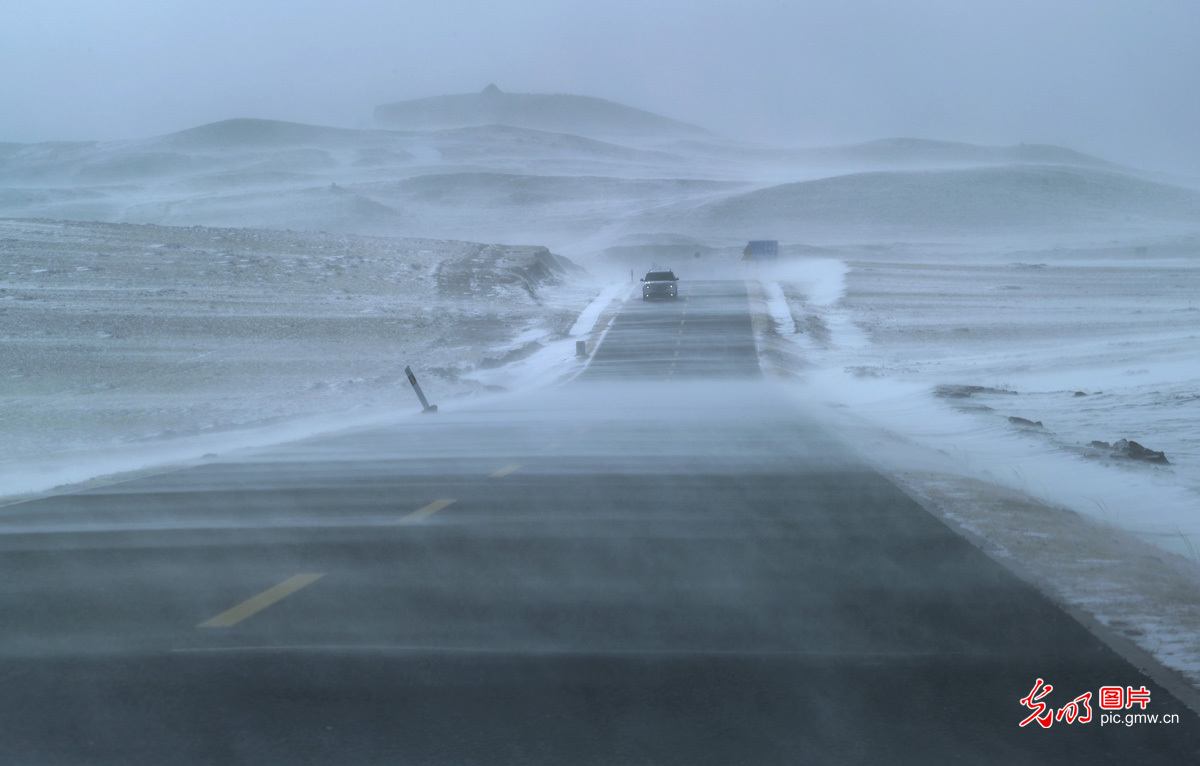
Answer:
top-left (2, 281), bottom-right (1197, 763)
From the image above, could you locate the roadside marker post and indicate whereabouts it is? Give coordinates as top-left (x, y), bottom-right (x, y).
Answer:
top-left (576, 340), bottom-right (587, 357)
top-left (404, 365), bottom-right (438, 413)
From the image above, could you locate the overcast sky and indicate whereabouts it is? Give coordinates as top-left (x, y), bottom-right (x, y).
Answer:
top-left (3, 0), bottom-right (1199, 173)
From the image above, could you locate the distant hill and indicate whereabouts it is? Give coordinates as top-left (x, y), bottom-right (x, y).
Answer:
top-left (0, 118), bottom-right (693, 186)
top-left (669, 136), bottom-right (1123, 173)
top-left (812, 138), bottom-right (1122, 171)
top-left (375, 85), bottom-right (710, 139)
top-left (660, 165), bottom-right (1200, 237)
top-left (146, 118), bottom-right (371, 150)
top-left (5, 109), bottom-right (1188, 247)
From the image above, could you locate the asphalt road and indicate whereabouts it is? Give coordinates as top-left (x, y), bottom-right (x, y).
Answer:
top-left (2, 280), bottom-right (1198, 764)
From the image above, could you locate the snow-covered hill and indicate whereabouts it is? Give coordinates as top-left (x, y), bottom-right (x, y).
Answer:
top-left (375, 84), bottom-right (710, 140)
top-left (671, 137), bottom-right (1123, 173)
top-left (655, 164), bottom-right (1200, 241)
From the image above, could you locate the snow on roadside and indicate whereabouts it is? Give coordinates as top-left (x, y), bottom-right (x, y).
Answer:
top-left (796, 369), bottom-right (1200, 556)
top-left (0, 218), bottom-right (603, 504)
top-left (755, 254), bottom-right (1200, 558)
top-left (569, 282), bottom-right (627, 336)
top-left (762, 281), bottom-right (794, 334)
top-left (464, 280), bottom-right (626, 393)
top-left (748, 251), bottom-right (1200, 696)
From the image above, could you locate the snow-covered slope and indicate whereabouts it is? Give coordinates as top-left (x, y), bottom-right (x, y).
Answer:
top-left (4, 111), bottom-right (1190, 251)
top-left (657, 165), bottom-right (1200, 240)
top-left (0, 218), bottom-right (596, 500)
top-left (666, 137), bottom-right (1125, 176)
top-left (0, 119), bottom-right (693, 185)
top-left (0, 118), bottom-right (719, 246)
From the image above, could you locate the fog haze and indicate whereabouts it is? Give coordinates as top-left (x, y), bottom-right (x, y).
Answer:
top-left (3, 0), bottom-right (1199, 173)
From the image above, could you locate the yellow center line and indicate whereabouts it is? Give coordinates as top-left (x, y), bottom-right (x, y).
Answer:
top-left (673, 350), bottom-right (679, 357)
top-left (198, 573), bottom-right (325, 629)
top-left (678, 328), bottom-right (684, 335)
top-left (399, 498), bottom-right (456, 524)
top-left (670, 360), bottom-right (677, 368)
top-left (489, 463), bottom-right (523, 478)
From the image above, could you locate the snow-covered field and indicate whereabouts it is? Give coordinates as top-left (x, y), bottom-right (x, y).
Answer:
top-left (0, 218), bottom-right (600, 501)
top-left (749, 244), bottom-right (1200, 685)
top-left (755, 248), bottom-right (1200, 554)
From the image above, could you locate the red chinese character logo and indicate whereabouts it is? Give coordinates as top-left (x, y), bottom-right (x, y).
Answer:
top-left (1020, 679), bottom-right (1055, 728)
top-left (1127, 686), bottom-right (1151, 710)
top-left (1099, 685), bottom-right (1124, 710)
top-left (1055, 692), bottom-right (1093, 724)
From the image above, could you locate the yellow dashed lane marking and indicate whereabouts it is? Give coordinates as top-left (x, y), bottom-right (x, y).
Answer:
top-left (400, 498), bottom-right (456, 523)
top-left (674, 350), bottom-right (680, 357)
top-left (489, 463), bottom-right (523, 478)
top-left (198, 573), bottom-right (325, 629)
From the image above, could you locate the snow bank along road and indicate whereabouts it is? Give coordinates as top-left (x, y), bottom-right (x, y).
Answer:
top-left (1, 281), bottom-right (1197, 763)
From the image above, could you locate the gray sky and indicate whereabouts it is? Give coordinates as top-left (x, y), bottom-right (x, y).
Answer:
top-left (3, 0), bottom-right (1199, 173)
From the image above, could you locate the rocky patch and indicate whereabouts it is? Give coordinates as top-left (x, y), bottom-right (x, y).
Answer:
top-left (935, 384), bottom-right (1018, 399)
top-left (1086, 439), bottom-right (1171, 465)
top-left (1008, 416), bottom-right (1044, 429)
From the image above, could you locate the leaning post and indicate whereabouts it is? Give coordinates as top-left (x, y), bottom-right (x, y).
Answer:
top-left (404, 365), bottom-right (437, 413)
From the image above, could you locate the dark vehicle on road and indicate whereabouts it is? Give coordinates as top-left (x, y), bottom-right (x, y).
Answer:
top-left (641, 269), bottom-right (679, 300)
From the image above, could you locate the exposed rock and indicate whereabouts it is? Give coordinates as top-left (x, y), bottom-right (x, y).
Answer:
top-left (934, 384), bottom-right (1018, 399)
top-left (846, 365), bottom-right (886, 378)
top-left (1008, 416), bottom-right (1044, 428)
top-left (1113, 439), bottom-right (1170, 464)
top-left (1073, 391), bottom-right (1088, 397)
top-left (1084, 439), bottom-right (1170, 464)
